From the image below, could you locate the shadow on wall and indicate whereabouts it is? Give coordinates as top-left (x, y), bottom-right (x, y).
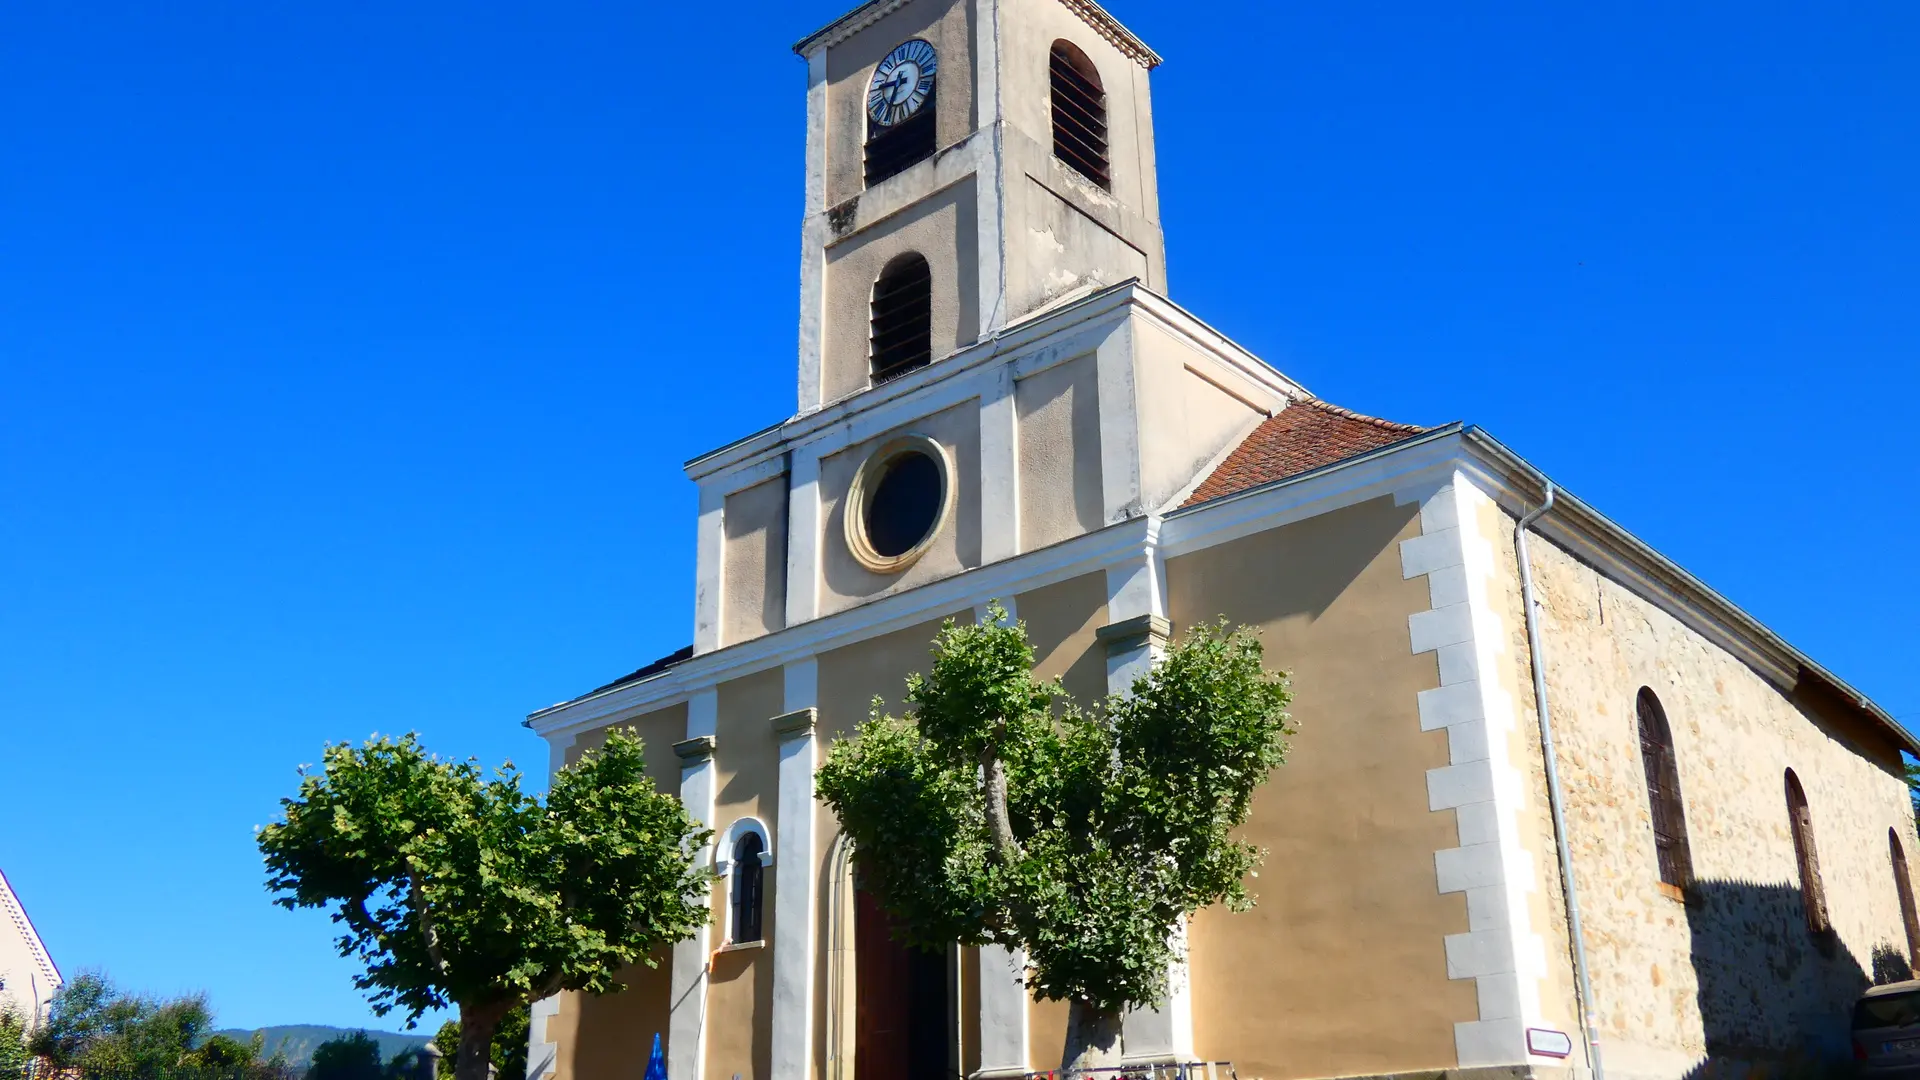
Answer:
top-left (1684, 879), bottom-right (1908, 1079)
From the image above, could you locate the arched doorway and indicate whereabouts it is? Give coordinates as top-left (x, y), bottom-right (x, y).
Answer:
top-left (854, 880), bottom-right (952, 1080)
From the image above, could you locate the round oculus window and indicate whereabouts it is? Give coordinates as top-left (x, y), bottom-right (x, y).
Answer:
top-left (846, 435), bottom-right (953, 573)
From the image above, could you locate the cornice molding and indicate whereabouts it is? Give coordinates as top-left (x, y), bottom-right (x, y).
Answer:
top-left (794, 0), bottom-right (1160, 70)
top-left (1057, 0), bottom-right (1161, 69)
top-left (673, 735), bottom-right (717, 763)
top-left (793, 0), bottom-right (914, 57)
top-left (685, 280), bottom-right (1307, 490)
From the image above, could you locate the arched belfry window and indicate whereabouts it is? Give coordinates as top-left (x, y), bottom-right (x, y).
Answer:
top-left (1785, 769), bottom-right (1830, 933)
top-left (1635, 689), bottom-right (1693, 889)
top-left (1892, 829), bottom-right (1920, 965)
top-left (870, 253), bottom-right (932, 382)
top-left (865, 39), bottom-right (938, 186)
top-left (1049, 41), bottom-right (1110, 190)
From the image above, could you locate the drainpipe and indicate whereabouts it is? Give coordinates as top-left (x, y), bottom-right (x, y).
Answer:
top-left (1515, 480), bottom-right (1606, 1080)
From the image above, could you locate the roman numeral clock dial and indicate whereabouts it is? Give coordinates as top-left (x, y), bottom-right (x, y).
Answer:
top-left (867, 39), bottom-right (937, 129)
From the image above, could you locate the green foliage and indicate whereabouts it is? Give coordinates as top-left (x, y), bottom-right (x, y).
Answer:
top-left (259, 728), bottom-right (708, 1079)
top-left (308, 1032), bottom-right (386, 1080)
top-left (26, 971), bottom-right (295, 1080)
top-left (208, 1027), bottom-right (427, 1071)
top-left (188, 1035), bottom-right (261, 1070)
top-left (0, 1003), bottom-right (32, 1080)
top-left (815, 607), bottom-right (1293, 1016)
top-left (431, 1005), bottom-right (526, 1080)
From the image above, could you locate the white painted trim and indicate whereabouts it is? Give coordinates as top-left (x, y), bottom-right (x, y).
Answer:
top-left (979, 363), bottom-right (1019, 563)
top-left (530, 516), bottom-right (1156, 738)
top-left (975, 945), bottom-right (1030, 1076)
top-left (716, 817), bottom-right (774, 875)
top-left (787, 450), bottom-right (823, 627)
top-left (771, 665), bottom-right (820, 1080)
top-left (1094, 316), bottom-right (1141, 524)
top-left (798, 47), bottom-right (829, 413)
top-left (694, 484), bottom-right (726, 655)
top-left (1396, 474), bottom-right (1551, 1067)
top-left (823, 137), bottom-right (989, 250)
top-left (670, 689), bottom-right (720, 1080)
top-left (525, 995), bottom-right (561, 1080)
top-left (687, 281), bottom-right (1298, 486)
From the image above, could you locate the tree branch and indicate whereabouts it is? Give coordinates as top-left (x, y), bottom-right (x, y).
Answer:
top-left (980, 751), bottom-right (1024, 865)
top-left (408, 868), bottom-right (450, 978)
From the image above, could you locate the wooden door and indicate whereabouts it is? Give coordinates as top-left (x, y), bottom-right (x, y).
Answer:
top-left (854, 884), bottom-right (951, 1080)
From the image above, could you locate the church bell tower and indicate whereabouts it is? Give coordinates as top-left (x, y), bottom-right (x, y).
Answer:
top-left (794, 0), bottom-right (1167, 412)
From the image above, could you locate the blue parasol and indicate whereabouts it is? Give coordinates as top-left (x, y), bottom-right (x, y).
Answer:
top-left (644, 1032), bottom-right (668, 1080)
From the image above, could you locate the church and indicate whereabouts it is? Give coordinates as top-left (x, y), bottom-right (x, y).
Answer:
top-left (520, 2), bottom-right (1920, 1079)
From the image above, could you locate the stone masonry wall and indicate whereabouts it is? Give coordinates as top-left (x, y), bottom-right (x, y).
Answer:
top-left (1497, 512), bottom-right (1917, 1080)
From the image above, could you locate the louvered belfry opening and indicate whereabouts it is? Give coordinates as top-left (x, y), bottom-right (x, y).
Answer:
top-left (1049, 41), bottom-right (1110, 189)
top-left (1635, 689), bottom-right (1693, 889)
top-left (870, 253), bottom-right (933, 382)
top-left (866, 88), bottom-right (937, 186)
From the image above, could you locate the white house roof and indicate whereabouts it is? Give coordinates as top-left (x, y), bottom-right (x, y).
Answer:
top-left (0, 867), bottom-right (61, 1008)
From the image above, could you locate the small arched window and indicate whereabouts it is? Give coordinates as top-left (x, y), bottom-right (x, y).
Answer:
top-left (1893, 830), bottom-right (1920, 965)
top-left (870, 253), bottom-right (932, 382)
top-left (1049, 41), bottom-right (1110, 190)
top-left (1785, 769), bottom-right (1830, 933)
top-left (730, 831), bottom-right (765, 944)
top-left (1636, 689), bottom-right (1693, 889)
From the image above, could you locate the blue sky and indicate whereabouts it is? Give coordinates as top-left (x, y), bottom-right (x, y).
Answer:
top-left (2, 0), bottom-right (1915, 1034)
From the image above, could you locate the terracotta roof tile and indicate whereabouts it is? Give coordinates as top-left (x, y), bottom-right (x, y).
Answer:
top-left (1181, 399), bottom-right (1432, 508)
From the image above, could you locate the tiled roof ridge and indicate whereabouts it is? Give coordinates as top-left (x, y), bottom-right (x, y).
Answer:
top-left (1293, 396), bottom-right (1430, 435)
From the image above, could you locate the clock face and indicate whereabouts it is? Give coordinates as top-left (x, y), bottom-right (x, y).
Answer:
top-left (867, 39), bottom-right (937, 128)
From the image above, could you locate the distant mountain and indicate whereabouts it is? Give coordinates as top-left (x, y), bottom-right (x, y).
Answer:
top-left (211, 1025), bottom-right (432, 1068)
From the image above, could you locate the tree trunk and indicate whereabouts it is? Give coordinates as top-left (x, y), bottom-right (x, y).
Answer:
top-left (455, 1002), bottom-right (510, 1080)
top-left (1061, 998), bottom-right (1123, 1077)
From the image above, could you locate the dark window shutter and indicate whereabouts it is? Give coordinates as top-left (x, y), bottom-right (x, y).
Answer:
top-left (1635, 690), bottom-right (1693, 888)
top-left (1893, 830), bottom-right (1920, 967)
top-left (870, 254), bottom-right (933, 381)
top-left (865, 88), bottom-right (937, 186)
top-left (1049, 42), bottom-right (1110, 190)
top-left (731, 833), bottom-right (764, 943)
top-left (1786, 770), bottom-right (1830, 933)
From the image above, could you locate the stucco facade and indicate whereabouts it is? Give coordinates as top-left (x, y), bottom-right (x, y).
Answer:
top-left (521, 4), bottom-right (1915, 1080)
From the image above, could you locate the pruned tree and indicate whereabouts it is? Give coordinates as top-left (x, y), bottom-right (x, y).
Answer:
top-left (815, 606), bottom-right (1293, 1074)
top-left (259, 729), bottom-right (710, 1080)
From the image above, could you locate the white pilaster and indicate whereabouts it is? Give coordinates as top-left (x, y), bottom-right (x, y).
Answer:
top-left (524, 995), bottom-right (561, 1080)
top-left (1100, 536), bottom-right (1190, 1063)
top-left (786, 449), bottom-right (823, 627)
top-left (1397, 475), bottom-right (1553, 1068)
top-left (1094, 318), bottom-right (1142, 524)
top-left (974, 0), bottom-right (1007, 335)
top-left (975, 946), bottom-right (1030, 1077)
top-left (770, 659), bottom-right (820, 1080)
top-left (798, 46), bottom-right (829, 413)
top-left (980, 365), bottom-right (1019, 564)
top-left (670, 690), bottom-right (721, 1080)
top-left (694, 484), bottom-right (726, 655)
